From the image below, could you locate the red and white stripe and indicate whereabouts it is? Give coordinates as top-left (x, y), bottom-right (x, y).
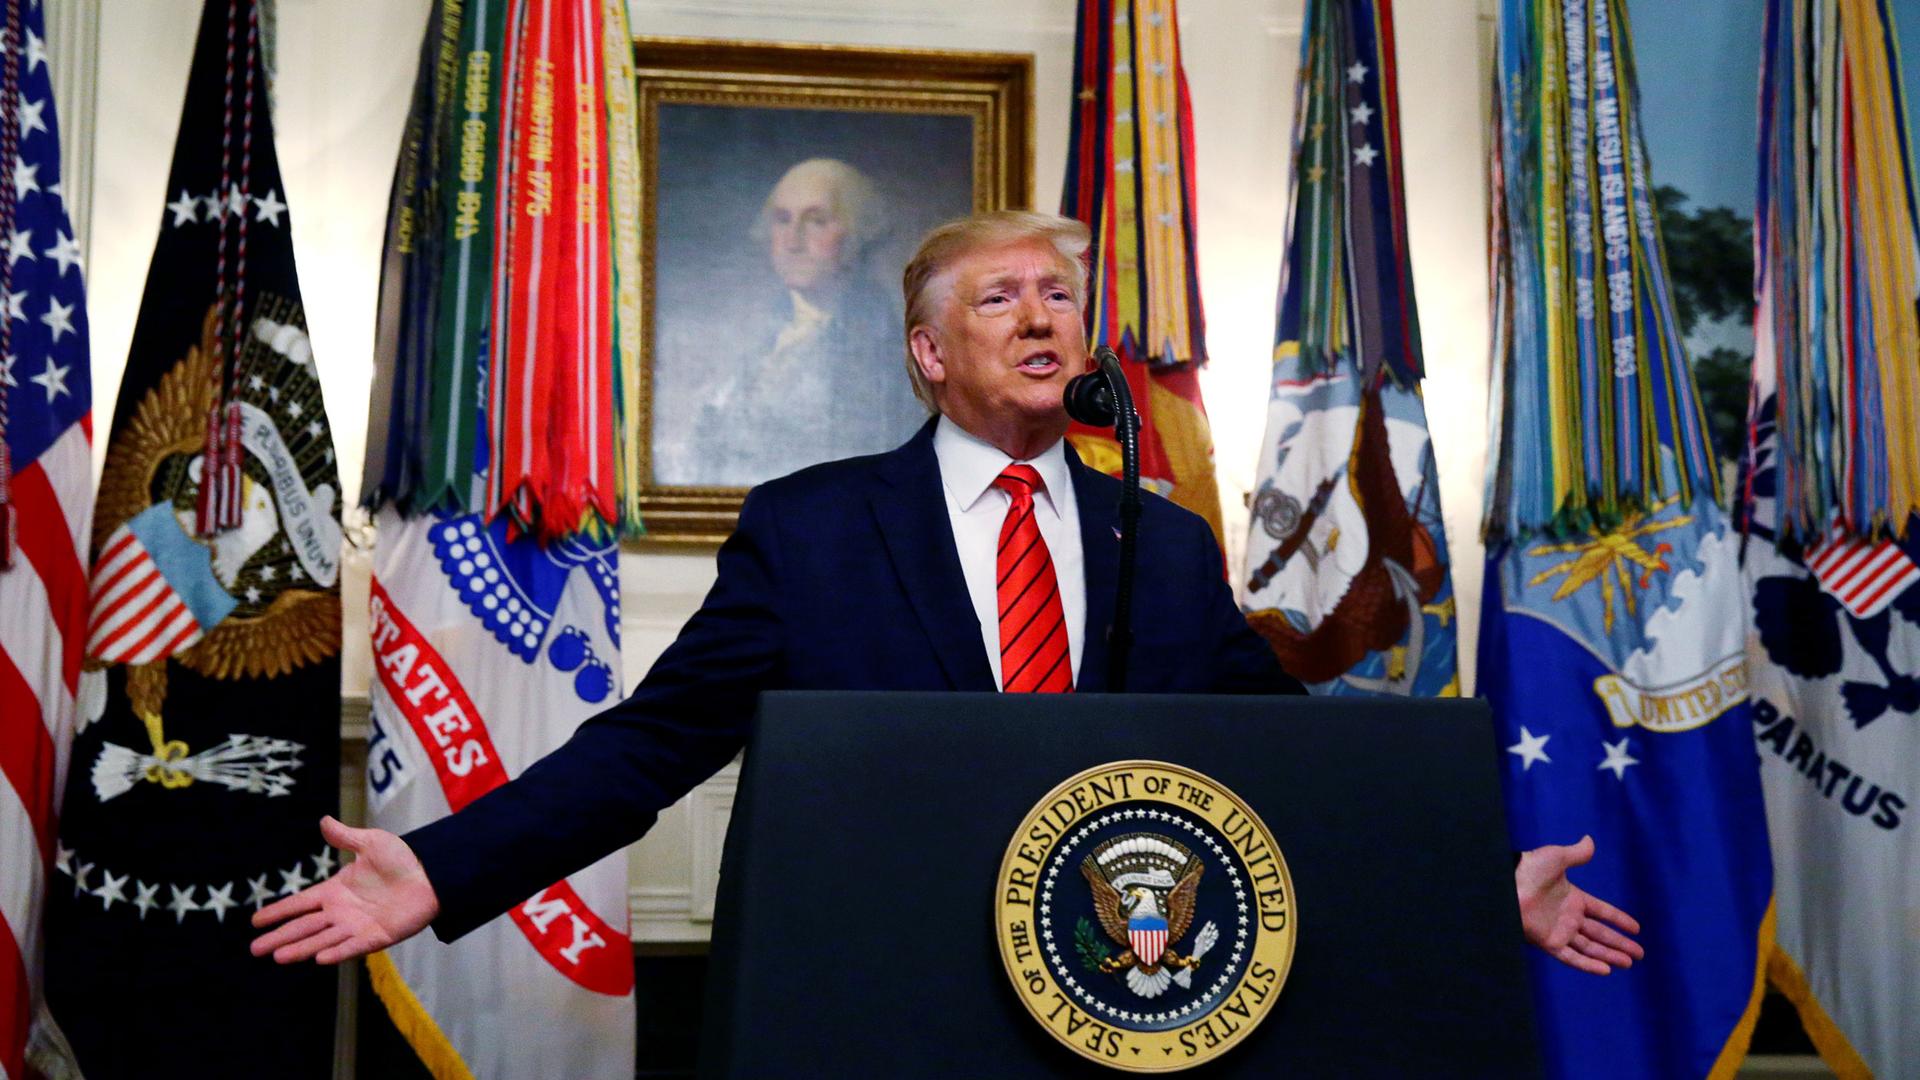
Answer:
top-left (1129, 927), bottom-right (1168, 964)
top-left (84, 526), bottom-right (205, 667)
top-left (1807, 523), bottom-right (1920, 619)
top-left (1, 421), bottom-right (91, 1080)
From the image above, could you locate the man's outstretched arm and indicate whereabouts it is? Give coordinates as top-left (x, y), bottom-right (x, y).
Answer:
top-left (1516, 835), bottom-right (1644, 975)
top-left (250, 816), bottom-right (440, 964)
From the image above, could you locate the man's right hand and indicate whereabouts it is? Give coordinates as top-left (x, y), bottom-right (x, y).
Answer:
top-left (1515, 834), bottom-right (1643, 975)
top-left (250, 815), bottom-right (440, 965)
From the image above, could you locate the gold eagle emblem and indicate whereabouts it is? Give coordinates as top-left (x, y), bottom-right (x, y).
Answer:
top-left (1080, 832), bottom-right (1213, 999)
top-left (91, 299), bottom-right (338, 789)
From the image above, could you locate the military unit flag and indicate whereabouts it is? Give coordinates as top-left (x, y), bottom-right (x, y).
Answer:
top-left (1239, 0), bottom-right (1457, 697)
top-left (42, 2), bottom-right (342, 1076)
top-left (359, 2), bottom-right (640, 1075)
top-left (1743, 0), bottom-right (1920, 1072)
top-left (1060, 0), bottom-right (1225, 543)
top-left (1479, 1), bottom-right (1775, 1076)
top-left (364, 0), bottom-right (643, 543)
top-left (0, 3), bottom-right (92, 1076)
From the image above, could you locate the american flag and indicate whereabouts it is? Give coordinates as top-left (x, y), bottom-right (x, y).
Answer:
top-left (1805, 522), bottom-right (1920, 620)
top-left (84, 503), bottom-right (234, 666)
top-left (0, 2), bottom-right (92, 1077)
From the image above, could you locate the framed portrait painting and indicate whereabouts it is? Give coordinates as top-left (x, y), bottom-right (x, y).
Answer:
top-left (634, 37), bottom-right (1034, 542)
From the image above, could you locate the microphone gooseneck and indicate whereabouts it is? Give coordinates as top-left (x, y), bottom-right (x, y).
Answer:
top-left (1064, 347), bottom-right (1140, 692)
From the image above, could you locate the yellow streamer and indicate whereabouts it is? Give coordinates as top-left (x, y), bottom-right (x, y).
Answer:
top-left (365, 951), bottom-right (477, 1080)
top-left (1762, 938), bottom-right (1874, 1080)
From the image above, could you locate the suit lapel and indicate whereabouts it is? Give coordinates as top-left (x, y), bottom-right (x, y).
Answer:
top-left (871, 421), bottom-right (998, 691)
top-left (1069, 443), bottom-right (1118, 693)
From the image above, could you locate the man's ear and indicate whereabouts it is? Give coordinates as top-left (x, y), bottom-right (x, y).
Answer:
top-left (908, 325), bottom-right (945, 387)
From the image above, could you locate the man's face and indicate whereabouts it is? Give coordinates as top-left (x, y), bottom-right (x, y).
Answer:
top-left (914, 237), bottom-right (1088, 454)
top-left (766, 171), bottom-right (851, 293)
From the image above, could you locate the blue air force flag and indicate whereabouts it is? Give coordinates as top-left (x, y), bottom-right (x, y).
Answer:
top-left (1479, 469), bottom-right (1773, 1077)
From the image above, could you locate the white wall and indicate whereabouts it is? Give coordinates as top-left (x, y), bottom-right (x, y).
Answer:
top-left (1395, 2), bottom-right (1495, 688)
top-left (68, 0), bottom-right (1492, 931)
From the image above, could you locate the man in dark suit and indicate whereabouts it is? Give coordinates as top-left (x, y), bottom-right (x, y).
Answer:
top-left (253, 211), bottom-right (1642, 977)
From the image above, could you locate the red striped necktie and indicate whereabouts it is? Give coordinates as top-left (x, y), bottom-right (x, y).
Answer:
top-left (994, 464), bottom-right (1073, 693)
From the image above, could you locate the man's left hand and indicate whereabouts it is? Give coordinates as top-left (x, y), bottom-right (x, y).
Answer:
top-left (1515, 835), bottom-right (1644, 975)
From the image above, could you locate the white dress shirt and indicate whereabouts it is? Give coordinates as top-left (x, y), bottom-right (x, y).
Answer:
top-left (932, 416), bottom-right (1085, 687)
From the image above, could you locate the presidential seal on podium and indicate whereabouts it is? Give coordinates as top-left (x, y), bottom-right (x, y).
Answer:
top-left (996, 761), bottom-right (1298, 1071)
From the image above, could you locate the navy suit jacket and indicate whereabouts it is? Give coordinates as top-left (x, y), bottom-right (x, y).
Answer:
top-left (408, 420), bottom-right (1302, 939)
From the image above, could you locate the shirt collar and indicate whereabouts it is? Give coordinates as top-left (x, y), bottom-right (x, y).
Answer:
top-left (932, 415), bottom-right (1071, 519)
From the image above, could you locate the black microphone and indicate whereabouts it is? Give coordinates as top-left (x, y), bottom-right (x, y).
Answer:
top-left (1062, 346), bottom-right (1140, 692)
top-left (1063, 366), bottom-right (1116, 427)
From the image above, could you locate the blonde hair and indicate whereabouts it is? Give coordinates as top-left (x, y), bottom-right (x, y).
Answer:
top-left (900, 211), bottom-right (1092, 411)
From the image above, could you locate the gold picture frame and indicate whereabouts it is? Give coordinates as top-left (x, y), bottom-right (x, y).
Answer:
top-left (633, 36), bottom-right (1034, 544)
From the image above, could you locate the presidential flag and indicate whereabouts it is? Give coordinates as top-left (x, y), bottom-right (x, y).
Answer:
top-left (1061, 0), bottom-right (1225, 544)
top-left (42, 2), bottom-right (341, 1075)
top-left (1481, 1), bottom-right (1773, 1076)
top-left (1240, 0), bottom-right (1458, 697)
top-left (1743, 0), bottom-right (1920, 1072)
top-left (0, 3), bottom-right (91, 1075)
top-left (358, 2), bottom-right (637, 1075)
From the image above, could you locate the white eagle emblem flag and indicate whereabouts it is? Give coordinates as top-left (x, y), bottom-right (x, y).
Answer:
top-left (1742, 322), bottom-right (1920, 1073)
